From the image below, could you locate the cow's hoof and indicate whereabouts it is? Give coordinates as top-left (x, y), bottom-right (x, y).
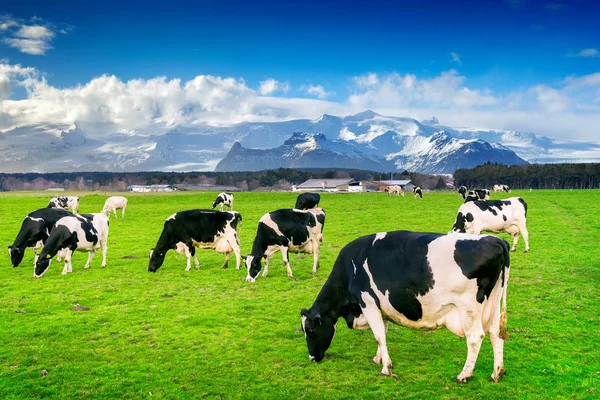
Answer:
top-left (454, 376), bottom-right (472, 384)
top-left (510, 248), bottom-right (516, 252)
top-left (100, 265), bottom-right (106, 269)
top-left (235, 267), bottom-right (240, 270)
top-left (489, 369), bottom-right (506, 382)
top-left (524, 250), bottom-right (530, 253)
top-left (379, 372), bottom-right (398, 380)
top-left (84, 266), bottom-right (90, 269)
top-left (185, 269), bottom-right (191, 272)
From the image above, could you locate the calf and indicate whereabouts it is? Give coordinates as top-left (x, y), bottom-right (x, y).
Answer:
top-left (102, 196), bottom-right (128, 218)
top-left (295, 192), bottom-right (321, 209)
top-left (34, 213), bottom-right (109, 278)
top-left (148, 210), bottom-right (242, 272)
top-left (301, 230), bottom-right (510, 383)
top-left (452, 197), bottom-right (529, 252)
top-left (413, 186), bottom-right (423, 199)
top-left (48, 196), bottom-right (79, 214)
top-left (465, 189), bottom-right (490, 202)
top-left (387, 185), bottom-right (404, 197)
top-left (212, 192), bottom-right (234, 211)
top-left (8, 208), bottom-right (72, 267)
top-left (244, 208), bottom-right (325, 282)
top-left (458, 186), bottom-right (468, 199)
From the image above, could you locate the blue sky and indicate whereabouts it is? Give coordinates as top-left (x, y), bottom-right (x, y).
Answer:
top-left (0, 0), bottom-right (599, 140)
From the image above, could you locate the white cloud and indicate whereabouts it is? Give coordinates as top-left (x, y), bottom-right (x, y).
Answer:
top-left (568, 48), bottom-right (599, 58)
top-left (0, 17), bottom-right (60, 55)
top-left (304, 84), bottom-right (334, 99)
top-left (451, 52), bottom-right (461, 66)
top-left (258, 78), bottom-right (290, 95)
top-left (1, 62), bottom-right (600, 141)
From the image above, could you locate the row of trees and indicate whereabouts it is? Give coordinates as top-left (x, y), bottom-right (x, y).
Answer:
top-left (454, 162), bottom-right (600, 190)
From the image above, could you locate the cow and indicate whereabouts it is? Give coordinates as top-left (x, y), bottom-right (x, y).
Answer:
top-left (244, 208), bottom-right (325, 282)
top-left (295, 192), bottom-right (321, 210)
top-left (502, 185), bottom-right (511, 193)
top-left (8, 208), bottom-right (73, 267)
top-left (102, 196), bottom-right (128, 219)
top-left (212, 192), bottom-right (234, 211)
top-left (493, 185), bottom-right (511, 193)
top-left (465, 189), bottom-right (490, 202)
top-left (33, 213), bottom-right (109, 278)
top-left (452, 197), bottom-right (529, 252)
top-left (148, 210), bottom-right (242, 272)
top-left (458, 186), bottom-right (468, 199)
top-left (387, 185), bottom-right (404, 197)
top-left (47, 196), bottom-right (79, 214)
top-left (300, 230), bottom-right (510, 383)
top-left (413, 186), bottom-right (423, 199)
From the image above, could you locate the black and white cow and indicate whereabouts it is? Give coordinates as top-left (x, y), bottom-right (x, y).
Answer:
top-left (34, 213), bottom-right (109, 278)
top-left (301, 230), bottom-right (510, 383)
top-left (295, 192), bottom-right (321, 210)
top-left (413, 186), bottom-right (423, 199)
top-left (458, 186), bottom-right (468, 199)
top-left (8, 208), bottom-right (73, 267)
top-left (244, 208), bottom-right (325, 282)
top-left (465, 189), bottom-right (490, 202)
top-left (502, 185), bottom-right (511, 193)
top-left (452, 197), bottom-right (529, 252)
top-left (493, 185), bottom-right (511, 193)
top-left (148, 210), bottom-right (242, 272)
top-left (212, 192), bottom-right (234, 211)
top-left (48, 196), bottom-right (79, 214)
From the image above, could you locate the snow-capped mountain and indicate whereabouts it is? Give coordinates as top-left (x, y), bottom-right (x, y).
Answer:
top-left (0, 110), bottom-right (598, 173)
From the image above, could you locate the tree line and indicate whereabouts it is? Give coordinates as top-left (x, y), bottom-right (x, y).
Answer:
top-left (454, 162), bottom-right (600, 190)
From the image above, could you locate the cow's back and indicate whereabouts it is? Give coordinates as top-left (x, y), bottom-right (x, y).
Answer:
top-left (169, 210), bottom-right (233, 243)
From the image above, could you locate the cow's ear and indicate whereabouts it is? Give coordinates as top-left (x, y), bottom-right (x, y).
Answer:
top-left (7, 245), bottom-right (11, 250)
top-left (300, 308), bottom-right (309, 317)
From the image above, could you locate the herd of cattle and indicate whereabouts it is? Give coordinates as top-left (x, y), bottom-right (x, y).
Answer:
top-left (7, 186), bottom-right (529, 383)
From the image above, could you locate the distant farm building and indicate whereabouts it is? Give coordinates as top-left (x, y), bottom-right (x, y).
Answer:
top-left (174, 184), bottom-right (240, 192)
top-left (293, 178), bottom-right (363, 193)
top-left (127, 184), bottom-right (176, 193)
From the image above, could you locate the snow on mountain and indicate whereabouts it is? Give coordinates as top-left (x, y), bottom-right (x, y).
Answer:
top-left (0, 110), bottom-right (598, 173)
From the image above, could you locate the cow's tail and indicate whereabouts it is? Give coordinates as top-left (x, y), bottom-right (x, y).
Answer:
top-left (499, 243), bottom-right (510, 341)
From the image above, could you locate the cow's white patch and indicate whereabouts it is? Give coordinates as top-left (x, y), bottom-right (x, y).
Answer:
top-left (372, 232), bottom-right (387, 245)
top-left (301, 316), bottom-right (308, 339)
top-left (166, 213), bottom-right (177, 221)
top-left (27, 217), bottom-right (44, 223)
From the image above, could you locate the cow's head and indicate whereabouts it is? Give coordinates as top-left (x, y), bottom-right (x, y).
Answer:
top-left (451, 211), bottom-right (473, 233)
top-left (148, 247), bottom-right (167, 272)
top-left (34, 253), bottom-right (52, 278)
top-left (8, 246), bottom-right (25, 267)
top-left (301, 308), bottom-right (336, 363)
top-left (211, 200), bottom-right (218, 209)
top-left (244, 255), bottom-right (263, 282)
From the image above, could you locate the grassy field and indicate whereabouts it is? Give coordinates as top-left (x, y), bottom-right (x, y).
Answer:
top-left (0, 190), bottom-right (598, 399)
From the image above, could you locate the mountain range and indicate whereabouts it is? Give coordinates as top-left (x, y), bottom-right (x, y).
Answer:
top-left (1, 110), bottom-right (599, 173)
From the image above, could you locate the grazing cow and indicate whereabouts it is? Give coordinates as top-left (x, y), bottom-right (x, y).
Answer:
top-left (452, 197), bottom-right (529, 252)
top-left (301, 230), bottom-right (510, 383)
top-left (387, 185), bottom-right (404, 197)
top-left (34, 213), bottom-right (109, 278)
top-left (8, 208), bottom-right (72, 267)
top-left (413, 186), bottom-right (423, 199)
top-left (493, 185), bottom-right (511, 193)
top-left (465, 189), bottom-right (490, 202)
top-left (295, 192), bottom-right (321, 210)
top-left (102, 196), bottom-right (128, 219)
top-left (458, 186), bottom-right (468, 199)
top-left (212, 192), bottom-right (234, 211)
top-left (148, 210), bottom-right (242, 272)
top-left (47, 196), bottom-right (79, 214)
top-left (244, 208), bottom-right (326, 282)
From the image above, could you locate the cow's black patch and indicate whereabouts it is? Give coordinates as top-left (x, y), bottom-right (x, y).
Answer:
top-left (295, 193), bottom-right (320, 210)
top-left (502, 214), bottom-right (507, 221)
top-left (472, 200), bottom-right (512, 215)
top-left (77, 215), bottom-right (99, 245)
top-left (453, 236), bottom-right (508, 303)
top-left (518, 198), bottom-right (527, 217)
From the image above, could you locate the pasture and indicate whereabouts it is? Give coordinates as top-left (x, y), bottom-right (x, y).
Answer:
top-left (0, 190), bottom-right (598, 399)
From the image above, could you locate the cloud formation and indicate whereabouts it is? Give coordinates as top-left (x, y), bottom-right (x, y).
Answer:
top-left (450, 52), bottom-right (461, 65)
top-left (1, 62), bottom-right (599, 141)
top-left (0, 17), bottom-right (60, 55)
top-left (568, 48), bottom-right (599, 58)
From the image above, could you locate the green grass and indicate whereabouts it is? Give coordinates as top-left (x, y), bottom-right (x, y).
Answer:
top-left (0, 190), bottom-right (598, 399)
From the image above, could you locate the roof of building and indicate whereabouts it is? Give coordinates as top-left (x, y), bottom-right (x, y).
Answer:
top-left (297, 178), bottom-right (357, 188)
top-left (378, 180), bottom-right (412, 185)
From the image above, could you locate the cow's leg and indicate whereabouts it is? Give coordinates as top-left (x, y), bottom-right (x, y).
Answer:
top-left (193, 253), bottom-right (200, 269)
top-left (221, 251), bottom-right (231, 269)
top-left (230, 238), bottom-right (241, 270)
top-left (184, 250), bottom-right (192, 272)
top-left (311, 237), bottom-right (320, 274)
top-left (113, 208), bottom-right (118, 219)
top-left (280, 246), bottom-right (293, 277)
top-left (456, 306), bottom-right (486, 383)
top-left (506, 225), bottom-right (520, 252)
top-left (84, 251), bottom-right (95, 269)
top-left (261, 246), bottom-right (278, 277)
top-left (372, 321), bottom-right (389, 364)
top-left (360, 292), bottom-right (395, 377)
top-left (100, 239), bottom-right (107, 268)
top-left (62, 250), bottom-right (72, 274)
top-left (488, 304), bottom-right (506, 382)
top-left (519, 223), bottom-right (530, 253)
